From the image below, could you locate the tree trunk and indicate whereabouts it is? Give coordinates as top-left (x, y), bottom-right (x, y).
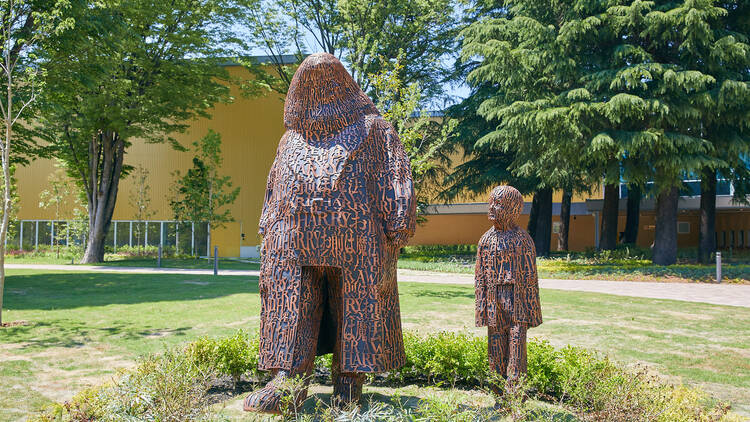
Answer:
top-left (0, 122), bottom-right (12, 326)
top-left (698, 168), bottom-right (716, 264)
top-left (81, 131), bottom-right (125, 263)
top-left (653, 186), bottom-right (679, 265)
top-left (532, 188), bottom-right (553, 257)
top-left (527, 192), bottom-right (540, 239)
top-left (624, 184), bottom-right (641, 244)
top-left (600, 182), bottom-right (620, 250)
top-left (559, 189), bottom-right (572, 251)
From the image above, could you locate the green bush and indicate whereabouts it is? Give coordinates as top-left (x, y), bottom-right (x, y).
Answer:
top-left (393, 331), bottom-right (487, 386)
top-left (31, 331), bottom-right (741, 422)
top-left (186, 329), bottom-right (259, 388)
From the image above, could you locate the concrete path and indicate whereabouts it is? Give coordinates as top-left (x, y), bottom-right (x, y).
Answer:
top-left (7, 264), bottom-right (750, 308)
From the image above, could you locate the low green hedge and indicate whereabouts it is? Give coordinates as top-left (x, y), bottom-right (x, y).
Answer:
top-left (32, 331), bottom-right (740, 421)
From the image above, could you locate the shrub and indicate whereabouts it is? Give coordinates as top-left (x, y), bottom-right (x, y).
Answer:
top-left (186, 329), bottom-right (259, 388)
top-left (393, 331), bottom-right (487, 386)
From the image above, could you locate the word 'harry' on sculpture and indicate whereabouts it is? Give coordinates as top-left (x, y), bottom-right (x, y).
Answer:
top-left (244, 52), bottom-right (417, 414)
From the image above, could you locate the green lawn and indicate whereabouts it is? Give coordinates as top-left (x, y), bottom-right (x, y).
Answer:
top-left (1, 269), bottom-right (748, 420)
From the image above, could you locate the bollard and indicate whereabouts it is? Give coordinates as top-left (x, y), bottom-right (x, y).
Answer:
top-left (213, 246), bottom-right (218, 276)
top-left (158, 245), bottom-right (162, 268)
top-left (716, 251), bottom-right (722, 283)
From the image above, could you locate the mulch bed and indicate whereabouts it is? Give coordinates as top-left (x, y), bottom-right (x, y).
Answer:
top-left (0, 320), bottom-right (30, 328)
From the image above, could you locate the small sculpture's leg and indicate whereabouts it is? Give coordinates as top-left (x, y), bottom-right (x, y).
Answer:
top-left (327, 267), bottom-right (366, 407)
top-left (506, 323), bottom-right (528, 381)
top-left (488, 324), bottom-right (510, 395)
top-left (245, 267), bottom-right (324, 414)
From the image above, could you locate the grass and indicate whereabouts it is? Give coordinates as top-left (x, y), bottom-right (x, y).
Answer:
top-left (1, 269), bottom-right (749, 421)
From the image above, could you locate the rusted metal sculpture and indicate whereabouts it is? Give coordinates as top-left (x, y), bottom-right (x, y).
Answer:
top-left (244, 53), bottom-right (416, 414)
top-left (475, 185), bottom-right (542, 393)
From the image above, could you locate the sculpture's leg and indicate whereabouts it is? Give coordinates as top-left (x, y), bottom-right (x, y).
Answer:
top-left (245, 266), bottom-right (324, 414)
top-left (326, 267), bottom-right (366, 407)
top-left (488, 324), bottom-right (510, 396)
top-left (506, 323), bottom-right (528, 381)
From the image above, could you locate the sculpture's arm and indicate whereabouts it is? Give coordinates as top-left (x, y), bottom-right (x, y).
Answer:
top-left (474, 244), bottom-right (487, 326)
top-left (376, 120), bottom-right (416, 248)
top-left (258, 134), bottom-right (286, 237)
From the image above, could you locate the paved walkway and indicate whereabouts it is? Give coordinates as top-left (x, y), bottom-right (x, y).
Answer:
top-left (7, 264), bottom-right (750, 308)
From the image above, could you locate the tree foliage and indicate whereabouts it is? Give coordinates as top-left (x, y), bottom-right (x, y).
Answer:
top-left (39, 0), bottom-right (238, 263)
top-left (170, 130), bottom-right (240, 256)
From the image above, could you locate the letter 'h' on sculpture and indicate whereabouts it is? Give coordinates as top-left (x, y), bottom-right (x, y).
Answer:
top-left (244, 53), bottom-right (417, 414)
top-left (475, 185), bottom-right (543, 399)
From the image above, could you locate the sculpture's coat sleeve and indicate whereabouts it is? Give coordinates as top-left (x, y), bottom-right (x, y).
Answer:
top-left (514, 231), bottom-right (543, 327)
top-left (375, 120), bottom-right (416, 248)
top-left (474, 237), bottom-right (488, 327)
top-left (258, 134), bottom-right (285, 236)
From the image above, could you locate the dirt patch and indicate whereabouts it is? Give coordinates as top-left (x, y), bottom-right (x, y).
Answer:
top-left (1, 320), bottom-right (30, 328)
top-left (660, 310), bottom-right (714, 320)
top-left (183, 280), bottom-right (211, 286)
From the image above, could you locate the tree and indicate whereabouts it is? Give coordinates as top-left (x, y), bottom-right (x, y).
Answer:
top-left (238, 0), bottom-right (460, 101)
top-left (40, 0), bottom-right (236, 263)
top-left (369, 59), bottom-right (455, 219)
top-left (170, 130), bottom-right (239, 258)
top-left (38, 161), bottom-right (77, 257)
top-left (128, 165), bottom-right (154, 255)
top-left (0, 0), bottom-right (71, 325)
top-left (455, 0), bottom-right (605, 256)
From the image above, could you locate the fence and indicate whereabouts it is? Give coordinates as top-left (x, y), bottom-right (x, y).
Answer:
top-left (7, 220), bottom-right (211, 257)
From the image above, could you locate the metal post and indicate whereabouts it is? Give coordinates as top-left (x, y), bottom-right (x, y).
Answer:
top-left (206, 224), bottom-right (210, 259)
top-left (129, 221), bottom-right (133, 247)
top-left (19, 220), bottom-right (22, 249)
top-left (145, 221), bottom-right (148, 247)
top-left (35, 220), bottom-right (39, 251)
top-left (191, 222), bottom-right (195, 257)
top-left (51, 221), bottom-right (55, 248)
top-left (158, 245), bottom-right (162, 268)
top-left (716, 251), bottom-right (722, 283)
top-left (213, 246), bottom-right (218, 276)
top-left (66, 224), bottom-right (70, 247)
top-left (175, 223), bottom-right (179, 256)
top-left (160, 221), bottom-right (164, 249)
top-left (113, 221), bottom-right (117, 251)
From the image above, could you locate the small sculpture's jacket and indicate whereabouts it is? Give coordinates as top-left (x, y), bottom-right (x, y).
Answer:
top-left (475, 224), bottom-right (543, 329)
top-left (257, 53), bottom-right (416, 373)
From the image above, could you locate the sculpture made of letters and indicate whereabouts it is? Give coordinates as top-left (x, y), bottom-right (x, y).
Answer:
top-left (475, 185), bottom-right (542, 396)
top-left (244, 53), bottom-right (416, 414)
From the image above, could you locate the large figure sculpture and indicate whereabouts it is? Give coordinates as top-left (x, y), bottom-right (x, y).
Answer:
top-left (475, 185), bottom-right (542, 395)
top-left (244, 53), bottom-right (416, 414)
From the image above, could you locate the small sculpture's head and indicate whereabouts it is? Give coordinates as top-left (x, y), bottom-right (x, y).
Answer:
top-left (488, 185), bottom-right (523, 231)
top-left (284, 52), bottom-right (376, 136)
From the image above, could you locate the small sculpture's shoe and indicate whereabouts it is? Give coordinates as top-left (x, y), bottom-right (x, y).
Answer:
top-left (332, 373), bottom-right (365, 407)
top-left (243, 371), bottom-right (308, 414)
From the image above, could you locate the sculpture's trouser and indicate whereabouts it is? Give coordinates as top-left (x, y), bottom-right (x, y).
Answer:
top-left (288, 266), bottom-right (365, 402)
top-left (488, 323), bottom-right (528, 381)
top-left (487, 283), bottom-right (528, 394)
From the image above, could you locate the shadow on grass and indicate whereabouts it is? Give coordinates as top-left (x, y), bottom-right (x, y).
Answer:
top-left (2, 318), bottom-right (194, 350)
top-left (403, 286), bottom-right (474, 300)
top-left (4, 272), bottom-right (259, 311)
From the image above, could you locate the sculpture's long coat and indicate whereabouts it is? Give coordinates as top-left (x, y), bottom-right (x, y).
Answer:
top-left (257, 54), bottom-right (416, 373)
top-left (475, 228), bottom-right (543, 329)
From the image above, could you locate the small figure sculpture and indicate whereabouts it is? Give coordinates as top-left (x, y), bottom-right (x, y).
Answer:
top-left (475, 185), bottom-right (542, 396)
top-left (244, 53), bottom-right (416, 414)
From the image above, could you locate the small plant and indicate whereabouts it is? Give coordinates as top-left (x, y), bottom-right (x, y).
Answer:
top-left (186, 330), bottom-right (259, 389)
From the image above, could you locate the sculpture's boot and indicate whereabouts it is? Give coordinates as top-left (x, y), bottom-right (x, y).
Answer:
top-left (243, 370), bottom-right (311, 414)
top-left (332, 372), bottom-right (366, 407)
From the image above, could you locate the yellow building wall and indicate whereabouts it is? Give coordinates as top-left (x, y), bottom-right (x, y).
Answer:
top-left (15, 65), bottom-right (285, 257)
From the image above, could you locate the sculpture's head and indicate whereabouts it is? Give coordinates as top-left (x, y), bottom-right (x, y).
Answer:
top-left (284, 53), bottom-right (377, 136)
top-left (488, 185), bottom-right (523, 231)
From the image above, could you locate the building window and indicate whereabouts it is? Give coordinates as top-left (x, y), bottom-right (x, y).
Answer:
top-left (552, 222), bottom-right (561, 234)
top-left (677, 222), bottom-right (690, 234)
